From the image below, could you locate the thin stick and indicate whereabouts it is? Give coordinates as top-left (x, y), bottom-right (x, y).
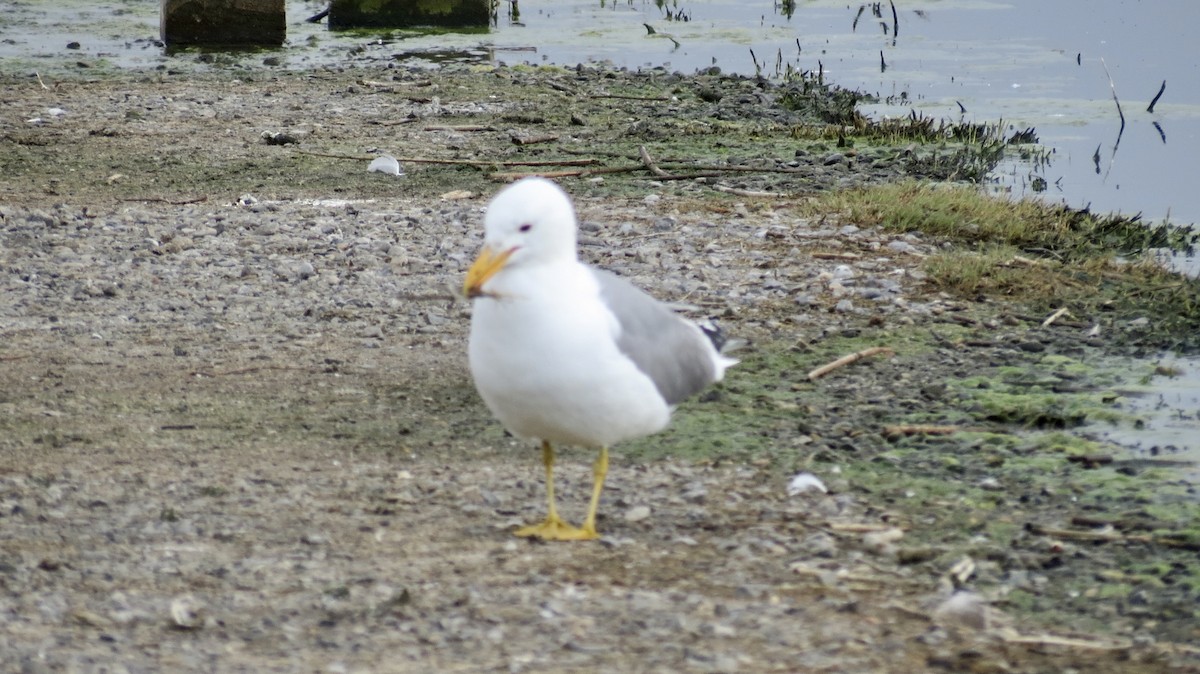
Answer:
top-left (511, 134), bottom-right (559, 146)
top-left (424, 124), bottom-right (495, 132)
top-left (882, 425), bottom-right (959, 438)
top-left (589, 93), bottom-right (669, 102)
top-left (710, 184), bottom-right (786, 198)
top-left (812, 252), bottom-right (862, 261)
top-left (490, 165), bottom-right (643, 181)
top-left (826, 522), bottom-right (902, 533)
top-left (34, 71), bottom-right (49, 90)
top-left (372, 118), bottom-right (419, 127)
top-left (1100, 57), bottom-right (1126, 137)
top-left (1147, 79), bottom-right (1166, 113)
top-left (294, 149), bottom-right (597, 168)
top-left (1002, 634), bottom-right (1131, 651)
top-left (190, 365), bottom-right (315, 378)
top-left (1027, 523), bottom-right (1200, 550)
top-left (638, 145), bottom-right (671, 177)
top-left (807, 346), bottom-right (895, 381)
top-left (1040, 306), bottom-right (1072, 327)
top-left (119, 196), bottom-right (208, 205)
top-left (647, 171), bottom-right (752, 182)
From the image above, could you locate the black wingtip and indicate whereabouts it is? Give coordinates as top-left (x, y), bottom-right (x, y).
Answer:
top-left (697, 320), bottom-right (728, 352)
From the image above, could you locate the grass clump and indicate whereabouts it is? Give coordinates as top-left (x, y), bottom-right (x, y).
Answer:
top-left (807, 183), bottom-right (1200, 351)
top-left (817, 182), bottom-right (1197, 259)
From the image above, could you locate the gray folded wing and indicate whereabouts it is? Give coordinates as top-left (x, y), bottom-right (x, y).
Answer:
top-left (592, 268), bottom-right (718, 406)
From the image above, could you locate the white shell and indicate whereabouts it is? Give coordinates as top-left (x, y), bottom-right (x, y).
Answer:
top-left (368, 155), bottom-right (403, 176)
top-left (786, 472), bottom-right (827, 496)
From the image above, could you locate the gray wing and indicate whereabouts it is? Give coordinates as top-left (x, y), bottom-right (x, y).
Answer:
top-left (592, 268), bottom-right (718, 406)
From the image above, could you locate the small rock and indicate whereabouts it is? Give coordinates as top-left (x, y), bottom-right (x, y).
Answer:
top-left (786, 472), bottom-right (827, 495)
top-left (170, 594), bottom-right (205, 630)
top-left (368, 155), bottom-right (403, 176)
top-left (862, 527), bottom-right (904, 554)
top-left (977, 477), bottom-right (1002, 491)
top-left (261, 130), bottom-right (300, 145)
top-left (624, 505), bottom-right (651, 522)
top-left (932, 591), bottom-right (989, 630)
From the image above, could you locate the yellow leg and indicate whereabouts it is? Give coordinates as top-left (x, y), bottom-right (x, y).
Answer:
top-left (580, 446), bottom-right (609, 538)
top-left (514, 441), bottom-right (596, 541)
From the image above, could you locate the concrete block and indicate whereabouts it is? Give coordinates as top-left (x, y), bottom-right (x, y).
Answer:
top-left (161, 0), bottom-right (286, 47)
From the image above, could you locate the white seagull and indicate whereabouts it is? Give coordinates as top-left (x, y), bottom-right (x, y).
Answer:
top-left (463, 177), bottom-right (736, 541)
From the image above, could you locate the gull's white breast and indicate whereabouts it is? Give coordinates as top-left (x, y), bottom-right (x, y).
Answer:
top-left (468, 261), bottom-right (671, 448)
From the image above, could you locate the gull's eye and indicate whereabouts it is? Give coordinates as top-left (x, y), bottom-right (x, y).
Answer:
top-left (518, 223), bottom-right (533, 233)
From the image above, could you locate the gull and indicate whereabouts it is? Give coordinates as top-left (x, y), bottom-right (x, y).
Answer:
top-left (463, 177), bottom-right (736, 541)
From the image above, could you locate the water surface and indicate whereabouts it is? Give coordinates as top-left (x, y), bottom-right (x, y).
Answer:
top-left (3, 0), bottom-right (1197, 227)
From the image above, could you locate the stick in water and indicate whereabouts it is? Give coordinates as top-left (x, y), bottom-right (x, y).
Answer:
top-left (1147, 80), bottom-right (1166, 113)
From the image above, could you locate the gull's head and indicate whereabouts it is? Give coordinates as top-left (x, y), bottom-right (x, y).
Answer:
top-left (464, 177), bottom-right (578, 299)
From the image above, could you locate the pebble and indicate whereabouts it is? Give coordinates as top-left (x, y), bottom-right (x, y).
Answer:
top-left (624, 505), bottom-right (652, 522)
top-left (932, 592), bottom-right (989, 630)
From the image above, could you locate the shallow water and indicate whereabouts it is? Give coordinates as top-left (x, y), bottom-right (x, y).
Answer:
top-left (1087, 357), bottom-right (1200, 481)
top-left (3, 0), bottom-right (1198, 232)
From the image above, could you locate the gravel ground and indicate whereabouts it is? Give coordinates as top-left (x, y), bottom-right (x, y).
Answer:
top-left (2, 65), bottom-right (1197, 672)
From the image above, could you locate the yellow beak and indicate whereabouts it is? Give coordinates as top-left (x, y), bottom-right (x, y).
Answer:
top-left (463, 245), bottom-right (515, 298)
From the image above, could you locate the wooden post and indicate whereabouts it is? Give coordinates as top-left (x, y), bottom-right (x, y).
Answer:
top-left (161, 0), bottom-right (286, 47)
top-left (328, 0), bottom-right (491, 29)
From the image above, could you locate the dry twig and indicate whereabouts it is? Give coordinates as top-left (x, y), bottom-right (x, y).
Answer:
top-left (1040, 307), bottom-right (1072, 327)
top-left (490, 165), bottom-right (642, 181)
top-left (710, 184), bottom-right (787, 198)
top-left (882, 424), bottom-right (959, 438)
top-left (294, 149), bottom-right (597, 169)
top-left (1100, 57), bottom-right (1125, 132)
top-left (119, 196), bottom-right (208, 205)
top-left (807, 346), bottom-right (895, 381)
top-left (371, 118), bottom-right (419, 126)
top-left (1147, 79), bottom-right (1166, 113)
top-left (424, 124), bottom-right (495, 132)
top-left (826, 522), bottom-right (902, 534)
top-left (511, 134), bottom-right (559, 146)
top-left (1027, 523), bottom-right (1199, 550)
top-left (638, 145), bottom-right (671, 177)
top-left (590, 93), bottom-right (669, 101)
top-left (1002, 633), bottom-right (1131, 651)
